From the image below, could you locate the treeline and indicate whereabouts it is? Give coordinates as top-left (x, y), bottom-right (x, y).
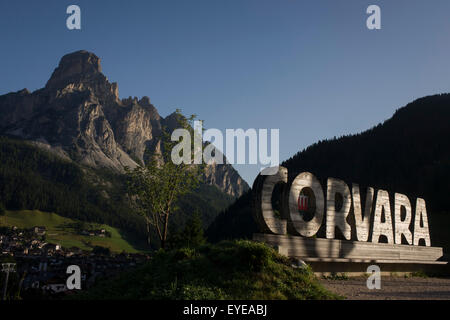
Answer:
top-left (283, 94), bottom-right (450, 215)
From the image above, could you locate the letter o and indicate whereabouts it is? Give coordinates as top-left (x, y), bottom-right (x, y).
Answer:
top-left (288, 172), bottom-right (324, 237)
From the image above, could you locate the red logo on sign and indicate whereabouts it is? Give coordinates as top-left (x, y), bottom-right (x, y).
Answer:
top-left (298, 194), bottom-right (308, 211)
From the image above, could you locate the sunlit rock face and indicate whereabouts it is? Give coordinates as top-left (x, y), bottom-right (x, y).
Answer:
top-left (0, 50), bottom-right (249, 197)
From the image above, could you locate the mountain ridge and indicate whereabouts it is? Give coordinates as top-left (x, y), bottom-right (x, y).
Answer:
top-left (0, 50), bottom-right (248, 197)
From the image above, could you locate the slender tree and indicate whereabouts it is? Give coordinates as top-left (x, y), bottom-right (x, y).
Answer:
top-left (126, 110), bottom-right (204, 249)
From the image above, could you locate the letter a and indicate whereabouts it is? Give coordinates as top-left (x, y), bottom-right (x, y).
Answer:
top-left (366, 265), bottom-right (381, 289)
top-left (171, 128), bottom-right (192, 164)
top-left (366, 5), bottom-right (381, 30)
top-left (66, 265), bottom-right (81, 290)
top-left (413, 198), bottom-right (431, 246)
top-left (66, 5), bottom-right (81, 30)
top-left (371, 190), bottom-right (394, 244)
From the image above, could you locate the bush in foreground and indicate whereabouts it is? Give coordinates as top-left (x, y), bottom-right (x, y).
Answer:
top-left (72, 240), bottom-right (340, 300)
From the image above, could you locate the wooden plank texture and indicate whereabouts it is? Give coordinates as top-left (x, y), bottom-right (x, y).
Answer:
top-left (253, 233), bottom-right (443, 262)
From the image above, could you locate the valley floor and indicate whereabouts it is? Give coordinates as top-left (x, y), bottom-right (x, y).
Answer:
top-left (320, 276), bottom-right (450, 300)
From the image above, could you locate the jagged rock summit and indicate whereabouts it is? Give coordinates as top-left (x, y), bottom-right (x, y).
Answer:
top-left (46, 51), bottom-right (102, 87)
top-left (0, 50), bottom-right (248, 197)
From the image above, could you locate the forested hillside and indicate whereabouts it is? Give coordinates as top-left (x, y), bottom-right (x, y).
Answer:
top-left (0, 136), bottom-right (147, 244)
top-left (0, 136), bottom-right (235, 249)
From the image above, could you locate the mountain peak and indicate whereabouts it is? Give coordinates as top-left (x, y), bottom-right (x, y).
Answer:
top-left (0, 51), bottom-right (249, 198)
top-left (45, 50), bottom-right (103, 89)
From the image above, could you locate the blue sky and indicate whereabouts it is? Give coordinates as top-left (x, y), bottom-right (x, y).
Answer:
top-left (1, 0), bottom-right (450, 185)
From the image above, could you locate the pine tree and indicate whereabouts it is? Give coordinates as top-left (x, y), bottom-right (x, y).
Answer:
top-left (184, 210), bottom-right (206, 249)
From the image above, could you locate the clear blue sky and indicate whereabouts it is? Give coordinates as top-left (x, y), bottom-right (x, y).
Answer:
top-left (1, 0), bottom-right (450, 185)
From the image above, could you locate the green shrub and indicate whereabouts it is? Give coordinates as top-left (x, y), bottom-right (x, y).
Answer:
top-left (410, 270), bottom-right (428, 278)
top-left (322, 273), bottom-right (349, 281)
top-left (71, 240), bottom-right (340, 300)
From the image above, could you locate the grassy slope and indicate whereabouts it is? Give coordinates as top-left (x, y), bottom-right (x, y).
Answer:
top-left (72, 240), bottom-right (340, 300)
top-left (1, 210), bottom-right (142, 253)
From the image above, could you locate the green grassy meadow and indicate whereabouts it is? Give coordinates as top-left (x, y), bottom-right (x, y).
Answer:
top-left (0, 210), bottom-right (142, 253)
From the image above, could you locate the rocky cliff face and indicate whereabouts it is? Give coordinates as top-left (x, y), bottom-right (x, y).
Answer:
top-left (0, 50), bottom-right (248, 197)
